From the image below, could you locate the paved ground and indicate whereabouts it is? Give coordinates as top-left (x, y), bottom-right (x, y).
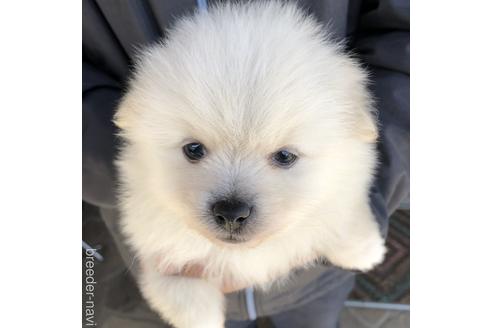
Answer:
top-left (340, 307), bottom-right (409, 328)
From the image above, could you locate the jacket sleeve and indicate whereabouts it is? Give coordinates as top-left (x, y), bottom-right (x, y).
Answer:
top-left (354, 0), bottom-right (410, 236)
top-left (82, 61), bottom-right (122, 208)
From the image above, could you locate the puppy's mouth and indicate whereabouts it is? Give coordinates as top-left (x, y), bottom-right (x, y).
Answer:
top-left (217, 232), bottom-right (248, 244)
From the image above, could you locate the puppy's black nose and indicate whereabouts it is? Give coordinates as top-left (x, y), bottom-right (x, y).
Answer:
top-left (212, 199), bottom-right (251, 231)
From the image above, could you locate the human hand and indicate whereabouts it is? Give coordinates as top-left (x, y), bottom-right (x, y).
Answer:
top-left (157, 262), bottom-right (250, 294)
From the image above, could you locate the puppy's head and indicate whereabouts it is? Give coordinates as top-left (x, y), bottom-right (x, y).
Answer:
top-left (115, 3), bottom-right (377, 247)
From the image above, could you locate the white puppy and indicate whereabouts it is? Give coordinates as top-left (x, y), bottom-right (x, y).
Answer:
top-left (114, 1), bottom-right (385, 327)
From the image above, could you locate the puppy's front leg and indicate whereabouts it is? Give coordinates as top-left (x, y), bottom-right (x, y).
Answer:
top-left (322, 203), bottom-right (386, 272)
top-left (139, 264), bottom-right (225, 328)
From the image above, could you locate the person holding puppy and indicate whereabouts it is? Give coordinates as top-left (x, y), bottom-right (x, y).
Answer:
top-left (83, 0), bottom-right (409, 327)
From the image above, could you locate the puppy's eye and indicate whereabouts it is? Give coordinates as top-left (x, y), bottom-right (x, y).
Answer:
top-left (271, 150), bottom-right (297, 168)
top-left (183, 142), bottom-right (206, 162)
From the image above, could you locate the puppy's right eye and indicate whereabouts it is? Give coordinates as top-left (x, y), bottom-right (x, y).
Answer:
top-left (183, 142), bottom-right (206, 162)
top-left (271, 149), bottom-right (298, 168)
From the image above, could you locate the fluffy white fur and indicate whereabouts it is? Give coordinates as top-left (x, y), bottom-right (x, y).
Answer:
top-left (114, 2), bottom-right (386, 327)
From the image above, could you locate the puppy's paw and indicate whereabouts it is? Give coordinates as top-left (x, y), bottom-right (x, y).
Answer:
top-left (328, 231), bottom-right (386, 272)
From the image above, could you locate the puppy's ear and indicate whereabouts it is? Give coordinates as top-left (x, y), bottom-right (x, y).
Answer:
top-left (113, 95), bottom-right (136, 130)
top-left (339, 58), bottom-right (379, 143)
top-left (355, 107), bottom-right (378, 143)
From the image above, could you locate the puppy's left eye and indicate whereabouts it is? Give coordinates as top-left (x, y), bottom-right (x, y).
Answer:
top-left (183, 142), bottom-right (206, 162)
top-left (271, 150), bottom-right (298, 168)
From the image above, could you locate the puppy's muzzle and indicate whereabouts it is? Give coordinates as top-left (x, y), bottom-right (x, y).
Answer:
top-left (212, 198), bottom-right (251, 232)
